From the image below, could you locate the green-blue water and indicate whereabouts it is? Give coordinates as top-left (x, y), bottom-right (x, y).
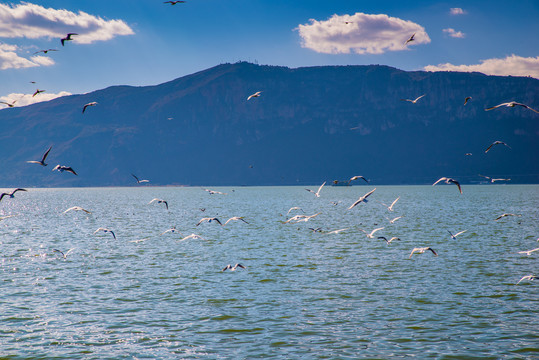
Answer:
top-left (1, 185), bottom-right (538, 359)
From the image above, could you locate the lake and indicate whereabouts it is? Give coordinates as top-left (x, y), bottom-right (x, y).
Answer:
top-left (1, 185), bottom-right (538, 359)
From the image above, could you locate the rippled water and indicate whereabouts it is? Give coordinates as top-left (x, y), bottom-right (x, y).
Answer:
top-left (1, 185), bottom-right (538, 359)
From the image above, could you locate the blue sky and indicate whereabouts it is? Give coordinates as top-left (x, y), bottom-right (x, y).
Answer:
top-left (1, 0), bottom-right (538, 107)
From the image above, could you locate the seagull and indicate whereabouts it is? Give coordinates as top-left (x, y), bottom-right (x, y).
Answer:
top-left (94, 227), bottom-right (116, 240)
top-left (309, 227), bottom-right (323, 233)
top-left (360, 227), bottom-right (384, 238)
top-left (63, 206), bottom-right (91, 214)
top-left (347, 188), bottom-right (376, 210)
top-left (349, 175), bottom-right (369, 184)
top-left (516, 275), bottom-right (537, 285)
top-left (52, 165), bottom-right (77, 175)
top-left (432, 177), bottom-right (462, 194)
top-left (464, 96), bottom-right (472, 105)
top-left (378, 236), bottom-right (401, 244)
top-left (305, 182), bottom-right (326, 197)
top-left (465, 153), bottom-right (473, 156)
top-left (0, 99), bottom-right (17, 108)
top-left (478, 174), bottom-right (511, 183)
top-left (131, 173), bottom-right (150, 184)
top-left (378, 196), bottom-right (400, 212)
top-left (223, 217), bottom-right (249, 225)
top-left (287, 206), bottom-right (304, 215)
top-left (161, 226), bottom-right (183, 236)
top-left (401, 94), bottom-right (425, 104)
top-left (404, 33), bottom-right (415, 45)
top-left (518, 248), bottom-right (539, 256)
top-left (222, 263), bottom-right (246, 271)
top-left (447, 229), bottom-right (467, 239)
top-left (0, 188), bottom-right (27, 202)
top-left (203, 188), bottom-right (227, 195)
top-left (196, 217), bottom-right (222, 226)
top-left (53, 248), bottom-right (75, 259)
top-left (164, 1), bottom-right (186, 4)
top-left (247, 91), bottom-right (262, 100)
top-left (386, 215), bottom-right (403, 224)
top-left (34, 49), bottom-right (58, 55)
top-left (61, 33), bottom-right (78, 46)
top-left (484, 141), bottom-right (511, 153)
top-left (32, 89), bottom-right (45, 97)
top-left (495, 213), bottom-right (521, 221)
top-left (179, 233), bottom-right (206, 242)
top-left (82, 102), bottom-right (98, 113)
top-left (148, 198), bottom-right (168, 210)
top-left (284, 213), bottom-right (321, 224)
top-left (27, 146), bottom-right (52, 166)
top-left (409, 247), bottom-right (438, 258)
top-left (324, 228), bottom-right (349, 235)
top-left (485, 101), bottom-right (539, 113)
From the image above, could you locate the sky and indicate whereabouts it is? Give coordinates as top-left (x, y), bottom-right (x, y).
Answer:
top-left (1, 0), bottom-right (538, 108)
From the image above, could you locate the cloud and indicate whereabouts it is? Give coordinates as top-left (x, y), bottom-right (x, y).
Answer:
top-left (0, 91), bottom-right (71, 108)
top-left (450, 8), bottom-right (466, 15)
top-left (424, 55), bottom-right (539, 79)
top-left (443, 28), bottom-right (465, 38)
top-left (0, 43), bottom-right (54, 69)
top-left (296, 12), bottom-right (430, 54)
top-left (0, 2), bottom-right (134, 44)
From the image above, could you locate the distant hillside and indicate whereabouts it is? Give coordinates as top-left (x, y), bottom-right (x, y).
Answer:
top-left (0, 62), bottom-right (538, 187)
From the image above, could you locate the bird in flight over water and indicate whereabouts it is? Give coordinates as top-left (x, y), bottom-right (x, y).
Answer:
top-left (484, 141), bottom-right (511, 153)
top-left (52, 165), bottom-right (77, 175)
top-left (222, 263), bottom-right (246, 271)
top-left (432, 177), bottom-right (462, 194)
top-left (348, 188), bottom-right (376, 210)
top-left (485, 101), bottom-right (538, 113)
top-left (401, 94), bottom-right (425, 104)
top-left (27, 146), bottom-right (52, 166)
top-left (305, 182), bottom-right (326, 197)
top-left (0, 188), bottom-right (27, 202)
top-left (409, 247), bottom-right (438, 258)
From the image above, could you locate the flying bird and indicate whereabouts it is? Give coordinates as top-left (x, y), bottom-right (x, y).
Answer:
top-left (164, 1), bottom-right (186, 4)
top-left (401, 94), bottom-right (425, 104)
top-left (360, 227), bottom-right (384, 238)
top-left (409, 247), bottom-right (438, 258)
top-left (386, 216), bottom-right (403, 224)
top-left (61, 33), bottom-right (78, 46)
top-left (518, 248), bottom-right (539, 256)
top-left (148, 198), bottom-right (168, 210)
top-left (348, 188), bottom-right (376, 210)
top-left (305, 182), bottom-right (326, 197)
top-left (464, 96), bottom-right (472, 105)
top-left (495, 213), bottom-right (521, 221)
top-left (179, 233), bottom-right (206, 242)
top-left (27, 146), bottom-right (52, 166)
top-left (53, 248), bottom-right (75, 259)
top-left (349, 175), bottom-right (369, 184)
top-left (447, 230), bottom-right (467, 239)
top-left (131, 174), bottom-right (150, 184)
top-left (0, 188), bottom-right (27, 202)
top-left (203, 188), bottom-right (227, 195)
top-left (478, 174), bottom-right (511, 183)
top-left (324, 228), bottom-right (349, 235)
top-left (196, 217), bottom-right (222, 226)
top-left (465, 153), bottom-right (473, 156)
top-left (52, 165), bottom-right (77, 175)
top-left (63, 206), bottom-right (91, 214)
top-left (0, 99), bottom-right (17, 108)
top-left (82, 102), bottom-right (98, 113)
top-left (516, 275), bottom-right (537, 285)
top-left (432, 177), bottom-right (462, 194)
top-left (284, 213), bottom-right (321, 224)
top-left (287, 206), bottom-right (304, 215)
top-left (247, 91), bottom-right (262, 100)
top-left (378, 196), bottom-right (400, 212)
top-left (94, 228), bottom-right (116, 240)
top-left (32, 89), bottom-right (45, 97)
top-left (34, 49), bottom-right (58, 55)
top-left (404, 33), bottom-right (415, 45)
top-left (485, 101), bottom-right (539, 113)
top-left (223, 217), bottom-right (249, 226)
top-left (378, 236), bottom-right (401, 244)
top-left (222, 263), bottom-right (246, 272)
top-left (161, 226), bottom-right (183, 236)
top-left (484, 141), bottom-right (511, 153)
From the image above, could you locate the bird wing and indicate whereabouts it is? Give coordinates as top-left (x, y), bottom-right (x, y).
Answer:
top-left (370, 227), bottom-right (384, 236)
top-left (428, 248), bottom-right (438, 256)
top-left (432, 177), bottom-right (448, 186)
top-left (454, 230), bottom-right (467, 237)
top-left (389, 196), bottom-right (400, 210)
top-left (414, 94), bottom-right (426, 102)
top-left (519, 104), bottom-right (539, 113)
top-left (316, 182), bottom-right (326, 196)
top-left (448, 179), bottom-right (462, 194)
top-left (41, 146), bottom-right (52, 163)
top-left (485, 103), bottom-right (509, 111)
top-left (213, 218), bottom-right (223, 225)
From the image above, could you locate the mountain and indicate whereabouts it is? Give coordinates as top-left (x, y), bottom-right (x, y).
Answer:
top-left (0, 62), bottom-right (538, 187)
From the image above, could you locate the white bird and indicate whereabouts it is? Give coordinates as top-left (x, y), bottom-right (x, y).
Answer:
top-left (478, 174), bottom-right (511, 183)
top-left (63, 206), bottom-right (91, 214)
top-left (179, 233), bottom-right (206, 242)
top-left (349, 175), bottom-right (369, 184)
top-left (495, 213), bottom-right (521, 221)
top-left (404, 33), bottom-right (415, 45)
top-left (347, 188), bottom-right (376, 210)
top-left (378, 236), bottom-right (401, 244)
top-left (53, 248), bottom-right (75, 259)
top-left (378, 196), bottom-right (400, 212)
top-left (485, 101), bottom-right (539, 113)
top-left (222, 263), bottom-right (246, 271)
top-left (0, 188), bottom-right (27, 202)
top-left (518, 248), bottom-right (539, 256)
top-left (386, 216), bottom-right (403, 224)
top-left (27, 146), bottom-right (52, 166)
top-left (447, 229), bottom-right (467, 239)
top-left (203, 188), bottom-right (227, 195)
top-left (284, 212), bottom-right (321, 224)
top-left (516, 275), bottom-right (537, 285)
top-left (196, 217), bottom-right (222, 226)
top-left (223, 217), bottom-right (249, 226)
top-left (324, 228), bottom-right (349, 235)
top-left (484, 141), bottom-right (511, 153)
top-left (94, 227), bottom-right (116, 240)
top-left (131, 173), bottom-right (150, 184)
top-left (305, 182), bottom-right (326, 197)
top-left (409, 247), bottom-right (438, 258)
top-left (82, 102), bottom-right (98, 113)
top-left (432, 177), bottom-right (462, 194)
top-left (164, 1), bottom-right (186, 4)
top-left (360, 227), bottom-right (384, 238)
top-left (287, 206), bottom-right (304, 215)
top-left (148, 198), bottom-right (168, 210)
top-left (401, 94), bottom-right (425, 104)
top-left (161, 226), bottom-right (183, 236)
top-left (52, 165), bottom-right (77, 175)
top-left (247, 91), bottom-right (262, 100)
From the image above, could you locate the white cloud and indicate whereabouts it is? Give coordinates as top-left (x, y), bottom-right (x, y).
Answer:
top-left (0, 2), bottom-right (134, 44)
top-left (443, 28), bottom-right (465, 38)
top-left (296, 12), bottom-right (430, 55)
top-left (0, 91), bottom-right (71, 108)
top-left (424, 55), bottom-right (539, 79)
top-left (450, 8), bottom-right (466, 15)
top-left (0, 43), bottom-right (54, 69)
